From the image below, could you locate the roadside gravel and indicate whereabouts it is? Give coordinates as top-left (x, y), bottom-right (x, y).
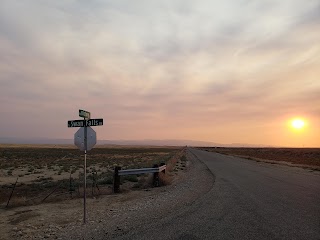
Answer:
top-left (56, 149), bottom-right (215, 240)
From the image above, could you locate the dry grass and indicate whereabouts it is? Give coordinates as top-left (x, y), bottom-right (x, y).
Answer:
top-left (0, 145), bottom-right (185, 208)
top-left (160, 147), bottom-right (188, 185)
top-left (199, 147), bottom-right (320, 168)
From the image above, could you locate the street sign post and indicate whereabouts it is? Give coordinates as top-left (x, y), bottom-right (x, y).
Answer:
top-left (67, 110), bottom-right (103, 224)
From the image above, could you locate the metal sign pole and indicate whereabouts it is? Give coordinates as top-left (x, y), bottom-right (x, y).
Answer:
top-left (68, 109), bottom-right (103, 225)
top-left (83, 122), bottom-right (87, 224)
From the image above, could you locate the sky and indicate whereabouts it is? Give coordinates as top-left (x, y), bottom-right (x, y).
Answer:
top-left (0, 0), bottom-right (319, 147)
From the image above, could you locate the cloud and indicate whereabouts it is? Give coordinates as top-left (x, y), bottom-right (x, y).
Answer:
top-left (0, 0), bottom-right (319, 146)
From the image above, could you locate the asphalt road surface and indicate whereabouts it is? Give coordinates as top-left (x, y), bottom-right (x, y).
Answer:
top-left (121, 148), bottom-right (320, 240)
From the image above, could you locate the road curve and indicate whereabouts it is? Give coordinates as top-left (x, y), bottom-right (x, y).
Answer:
top-left (120, 148), bottom-right (320, 240)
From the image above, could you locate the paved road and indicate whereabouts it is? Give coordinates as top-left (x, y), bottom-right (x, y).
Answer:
top-left (122, 148), bottom-right (320, 240)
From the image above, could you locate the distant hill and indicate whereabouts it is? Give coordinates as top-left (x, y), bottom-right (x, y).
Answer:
top-left (0, 137), bottom-right (272, 147)
top-left (0, 137), bottom-right (73, 145)
top-left (97, 139), bottom-right (220, 147)
top-left (0, 137), bottom-right (217, 146)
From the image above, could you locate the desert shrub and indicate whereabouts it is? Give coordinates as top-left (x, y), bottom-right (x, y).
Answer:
top-left (97, 177), bottom-right (113, 185)
top-left (47, 165), bottom-right (54, 170)
top-left (122, 175), bottom-right (138, 182)
top-left (159, 171), bottom-right (172, 186)
top-left (62, 166), bottom-right (70, 172)
top-left (180, 155), bottom-right (187, 162)
top-left (9, 196), bottom-right (27, 207)
top-left (132, 183), bottom-right (143, 188)
top-left (33, 177), bottom-right (53, 183)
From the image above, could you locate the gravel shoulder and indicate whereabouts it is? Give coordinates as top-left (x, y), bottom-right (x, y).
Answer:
top-left (1, 149), bottom-right (214, 240)
top-left (58, 149), bottom-right (215, 240)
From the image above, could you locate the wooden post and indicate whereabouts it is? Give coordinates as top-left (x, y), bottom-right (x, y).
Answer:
top-left (153, 164), bottom-right (159, 187)
top-left (159, 162), bottom-right (166, 186)
top-left (69, 172), bottom-right (73, 199)
top-left (113, 166), bottom-right (121, 193)
top-left (41, 182), bottom-right (63, 203)
top-left (91, 171), bottom-right (94, 197)
top-left (94, 171), bottom-right (100, 195)
top-left (77, 171), bottom-right (81, 197)
top-left (6, 177), bottom-right (18, 208)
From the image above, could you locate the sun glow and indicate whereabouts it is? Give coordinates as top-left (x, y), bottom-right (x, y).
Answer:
top-left (291, 118), bottom-right (305, 130)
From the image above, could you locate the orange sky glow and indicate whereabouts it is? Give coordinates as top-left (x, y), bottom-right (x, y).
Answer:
top-left (0, 1), bottom-right (319, 147)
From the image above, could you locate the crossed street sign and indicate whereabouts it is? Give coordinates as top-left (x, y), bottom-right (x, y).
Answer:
top-left (68, 118), bottom-right (103, 128)
top-left (67, 109), bottom-right (104, 224)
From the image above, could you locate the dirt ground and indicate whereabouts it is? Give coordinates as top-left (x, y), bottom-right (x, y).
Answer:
top-left (0, 145), bottom-right (187, 240)
top-left (0, 188), bottom-right (165, 240)
top-left (198, 147), bottom-right (320, 169)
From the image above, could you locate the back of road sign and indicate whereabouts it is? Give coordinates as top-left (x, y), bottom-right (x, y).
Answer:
top-left (74, 127), bottom-right (97, 151)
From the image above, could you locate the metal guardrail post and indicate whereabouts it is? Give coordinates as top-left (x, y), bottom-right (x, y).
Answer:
top-left (113, 166), bottom-right (121, 193)
top-left (160, 162), bottom-right (166, 174)
top-left (114, 165), bottom-right (167, 192)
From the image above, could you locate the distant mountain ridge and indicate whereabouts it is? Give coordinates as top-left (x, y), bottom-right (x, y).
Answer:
top-left (0, 137), bottom-right (272, 147)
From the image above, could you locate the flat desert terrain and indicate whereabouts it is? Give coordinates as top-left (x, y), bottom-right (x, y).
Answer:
top-left (0, 145), bottom-right (185, 207)
top-left (0, 145), bottom-right (188, 239)
top-left (0, 146), bottom-right (319, 239)
top-left (198, 147), bottom-right (320, 169)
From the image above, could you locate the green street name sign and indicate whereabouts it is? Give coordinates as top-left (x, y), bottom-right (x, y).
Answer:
top-left (68, 119), bottom-right (103, 128)
top-left (79, 109), bottom-right (90, 119)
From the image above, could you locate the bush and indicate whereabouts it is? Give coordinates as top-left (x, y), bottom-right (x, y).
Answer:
top-left (180, 155), bottom-right (187, 162)
top-left (122, 175), bottom-right (138, 183)
top-left (97, 177), bottom-right (113, 185)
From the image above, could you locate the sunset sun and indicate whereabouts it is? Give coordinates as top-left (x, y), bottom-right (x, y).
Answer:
top-left (291, 118), bottom-right (305, 130)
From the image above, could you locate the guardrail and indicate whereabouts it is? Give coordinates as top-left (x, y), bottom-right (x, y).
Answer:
top-left (113, 164), bottom-right (166, 193)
